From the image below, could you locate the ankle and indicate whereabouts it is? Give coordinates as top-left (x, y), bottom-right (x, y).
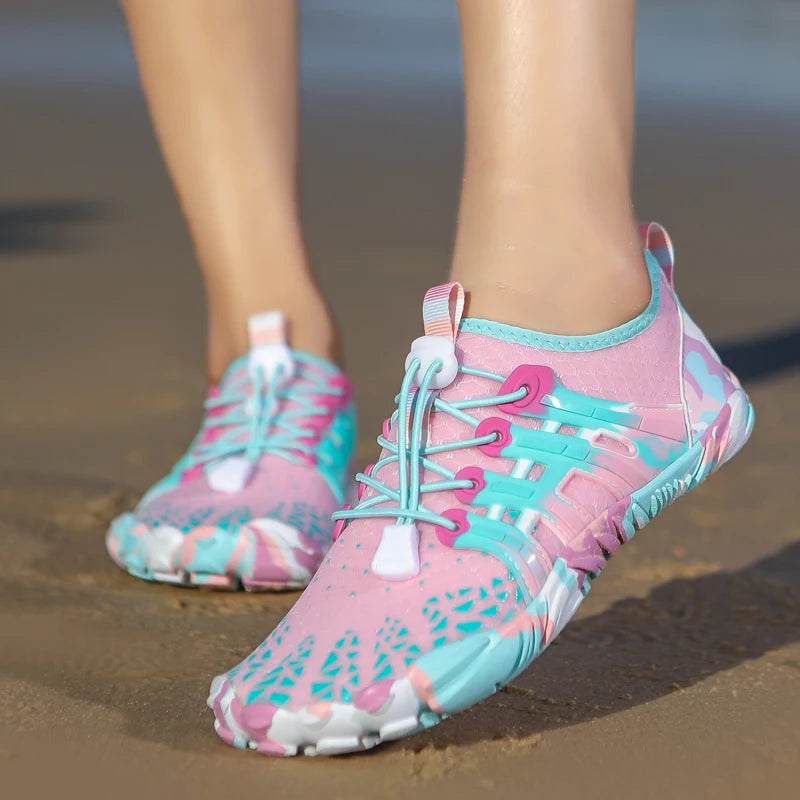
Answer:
top-left (454, 222), bottom-right (651, 335)
top-left (206, 291), bottom-right (339, 382)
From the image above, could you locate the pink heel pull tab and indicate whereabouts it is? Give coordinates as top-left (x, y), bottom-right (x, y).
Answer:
top-left (639, 221), bottom-right (675, 287)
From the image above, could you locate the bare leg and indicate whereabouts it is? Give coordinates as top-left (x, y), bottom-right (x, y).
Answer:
top-left (453, 0), bottom-right (650, 334)
top-left (122, 0), bottom-right (336, 380)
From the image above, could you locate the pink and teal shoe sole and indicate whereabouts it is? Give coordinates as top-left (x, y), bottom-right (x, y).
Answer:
top-left (105, 514), bottom-right (323, 591)
top-left (208, 388), bottom-right (754, 755)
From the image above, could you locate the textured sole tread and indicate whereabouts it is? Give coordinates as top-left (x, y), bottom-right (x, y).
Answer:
top-left (107, 517), bottom-right (315, 592)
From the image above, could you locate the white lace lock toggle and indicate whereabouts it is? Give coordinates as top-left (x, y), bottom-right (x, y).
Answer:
top-left (371, 523), bottom-right (420, 581)
top-left (247, 311), bottom-right (295, 387)
top-left (207, 455), bottom-right (255, 494)
top-left (405, 335), bottom-right (458, 390)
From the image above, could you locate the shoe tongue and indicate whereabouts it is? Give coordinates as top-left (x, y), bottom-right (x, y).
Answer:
top-left (247, 311), bottom-right (295, 386)
top-left (205, 312), bottom-right (295, 495)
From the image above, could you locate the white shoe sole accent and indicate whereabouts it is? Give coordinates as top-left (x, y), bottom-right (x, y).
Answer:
top-left (209, 675), bottom-right (425, 757)
top-left (106, 515), bottom-right (320, 591)
top-left (141, 525), bottom-right (184, 573)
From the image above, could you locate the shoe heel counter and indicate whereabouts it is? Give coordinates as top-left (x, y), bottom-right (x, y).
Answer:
top-left (679, 304), bottom-right (741, 444)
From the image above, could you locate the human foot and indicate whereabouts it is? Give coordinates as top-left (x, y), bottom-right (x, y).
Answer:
top-left (106, 311), bottom-right (356, 590)
top-left (208, 223), bottom-right (752, 753)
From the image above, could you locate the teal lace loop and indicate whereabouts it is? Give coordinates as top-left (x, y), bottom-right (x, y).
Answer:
top-left (333, 358), bottom-right (525, 532)
top-left (184, 354), bottom-right (347, 471)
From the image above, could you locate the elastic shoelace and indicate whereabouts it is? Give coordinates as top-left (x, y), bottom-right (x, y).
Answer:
top-left (333, 356), bottom-right (526, 532)
top-left (184, 354), bottom-right (346, 472)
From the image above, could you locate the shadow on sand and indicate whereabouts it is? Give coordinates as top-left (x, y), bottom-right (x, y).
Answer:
top-left (413, 538), bottom-right (800, 750)
top-left (718, 325), bottom-right (800, 383)
top-left (0, 201), bottom-right (105, 253)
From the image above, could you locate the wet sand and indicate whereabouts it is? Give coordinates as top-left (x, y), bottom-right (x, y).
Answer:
top-left (1, 1), bottom-right (799, 797)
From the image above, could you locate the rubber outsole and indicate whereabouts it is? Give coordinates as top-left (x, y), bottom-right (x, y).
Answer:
top-left (106, 515), bottom-right (317, 592)
top-left (209, 389), bottom-right (754, 755)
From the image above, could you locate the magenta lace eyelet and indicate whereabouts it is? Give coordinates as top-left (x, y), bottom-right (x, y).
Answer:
top-left (306, 412), bottom-right (334, 431)
top-left (476, 417), bottom-right (512, 457)
top-left (332, 504), bottom-right (351, 542)
top-left (294, 451), bottom-right (316, 467)
top-left (454, 466), bottom-right (486, 504)
top-left (356, 464), bottom-right (374, 501)
top-left (328, 374), bottom-right (353, 407)
top-left (435, 508), bottom-right (470, 547)
top-left (297, 433), bottom-right (321, 451)
top-left (497, 365), bottom-right (555, 416)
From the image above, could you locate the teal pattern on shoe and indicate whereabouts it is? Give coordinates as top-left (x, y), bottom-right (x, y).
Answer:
top-left (208, 224), bottom-right (753, 756)
top-left (106, 311), bottom-right (356, 591)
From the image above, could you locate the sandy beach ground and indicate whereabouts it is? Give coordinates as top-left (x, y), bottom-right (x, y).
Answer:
top-left (1, 1), bottom-right (799, 797)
